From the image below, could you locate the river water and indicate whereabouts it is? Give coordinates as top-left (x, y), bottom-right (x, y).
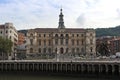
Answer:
top-left (0, 72), bottom-right (119, 80)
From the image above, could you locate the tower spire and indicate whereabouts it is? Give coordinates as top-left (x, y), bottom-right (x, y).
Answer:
top-left (58, 8), bottom-right (65, 29)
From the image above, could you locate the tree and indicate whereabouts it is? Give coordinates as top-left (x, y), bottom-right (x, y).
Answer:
top-left (97, 42), bottom-right (110, 56)
top-left (0, 37), bottom-right (13, 60)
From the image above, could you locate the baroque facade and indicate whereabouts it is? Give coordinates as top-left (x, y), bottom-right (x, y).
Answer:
top-left (26, 9), bottom-right (96, 59)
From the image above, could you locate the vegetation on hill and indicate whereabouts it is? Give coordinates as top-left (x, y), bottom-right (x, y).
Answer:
top-left (95, 25), bottom-right (120, 37)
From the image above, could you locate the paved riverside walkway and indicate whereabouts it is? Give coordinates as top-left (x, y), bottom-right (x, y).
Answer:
top-left (0, 59), bottom-right (120, 63)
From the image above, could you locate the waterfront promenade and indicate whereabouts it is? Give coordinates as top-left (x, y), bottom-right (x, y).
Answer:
top-left (0, 59), bottom-right (120, 75)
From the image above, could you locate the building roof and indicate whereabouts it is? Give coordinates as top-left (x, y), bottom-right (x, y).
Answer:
top-left (0, 25), bottom-right (5, 29)
top-left (34, 28), bottom-right (86, 33)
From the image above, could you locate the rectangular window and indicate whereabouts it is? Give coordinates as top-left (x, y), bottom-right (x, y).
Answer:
top-left (39, 48), bottom-right (41, 53)
top-left (49, 34), bottom-right (51, 37)
top-left (81, 48), bottom-right (84, 52)
top-left (72, 34), bottom-right (74, 37)
top-left (39, 34), bottom-right (41, 37)
top-left (81, 34), bottom-right (84, 37)
top-left (77, 34), bottom-right (79, 37)
top-left (44, 34), bottom-right (46, 37)
top-left (77, 48), bottom-right (79, 53)
top-left (81, 39), bottom-right (84, 45)
top-left (90, 33), bottom-right (93, 36)
top-left (48, 48), bottom-right (51, 53)
top-left (30, 39), bottom-right (33, 45)
top-left (66, 48), bottom-right (69, 53)
top-left (72, 39), bottom-right (74, 45)
top-left (49, 40), bottom-right (51, 46)
top-left (44, 40), bottom-right (46, 46)
top-left (60, 39), bottom-right (63, 45)
top-left (77, 40), bottom-right (79, 45)
top-left (66, 39), bottom-right (68, 45)
top-left (6, 30), bottom-right (8, 33)
top-left (72, 48), bottom-right (75, 53)
top-left (43, 48), bottom-right (46, 53)
top-left (39, 39), bottom-right (41, 45)
top-left (55, 39), bottom-right (58, 45)
top-left (90, 39), bottom-right (93, 45)
top-left (10, 30), bottom-right (11, 33)
top-left (90, 47), bottom-right (93, 52)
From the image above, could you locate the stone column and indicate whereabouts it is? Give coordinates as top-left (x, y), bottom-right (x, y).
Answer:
top-left (105, 65), bottom-right (108, 74)
top-left (112, 65), bottom-right (115, 74)
top-left (87, 64), bottom-right (90, 73)
top-left (27, 63), bottom-right (29, 71)
top-left (119, 65), bottom-right (120, 75)
top-left (33, 63), bottom-right (34, 71)
top-left (1, 63), bottom-right (3, 71)
top-left (99, 64), bottom-right (101, 73)
top-left (81, 64), bottom-right (84, 72)
top-left (92, 64), bottom-right (95, 73)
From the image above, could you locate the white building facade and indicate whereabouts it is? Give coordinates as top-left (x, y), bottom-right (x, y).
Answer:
top-left (0, 23), bottom-right (18, 59)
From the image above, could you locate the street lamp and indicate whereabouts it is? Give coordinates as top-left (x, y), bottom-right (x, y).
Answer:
top-left (56, 50), bottom-right (60, 62)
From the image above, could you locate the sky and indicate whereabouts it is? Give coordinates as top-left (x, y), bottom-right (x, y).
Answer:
top-left (0, 0), bottom-right (120, 30)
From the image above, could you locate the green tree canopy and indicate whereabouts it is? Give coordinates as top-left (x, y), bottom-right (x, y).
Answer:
top-left (0, 36), bottom-right (13, 56)
top-left (97, 42), bottom-right (110, 56)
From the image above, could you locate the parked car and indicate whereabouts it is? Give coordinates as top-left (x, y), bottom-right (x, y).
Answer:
top-left (116, 52), bottom-right (120, 58)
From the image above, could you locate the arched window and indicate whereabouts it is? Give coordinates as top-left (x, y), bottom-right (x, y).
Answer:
top-left (90, 47), bottom-right (93, 52)
top-left (55, 39), bottom-right (58, 45)
top-left (30, 33), bottom-right (33, 36)
top-left (30, 48), bottom-right (33, 53)
top-left (66, 34), bottom-right (69, 38)
top-left (60, 34), bottom-right (64, 37)
top-left (60, 34), bottom-right (64, 45)
top-left (55, 34), bottom-right (58, 38)
top-left (90, 33), bottom-right (93, 36)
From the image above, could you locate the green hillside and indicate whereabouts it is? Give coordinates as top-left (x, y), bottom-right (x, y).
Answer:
top-left (95, 25), bottom-right (120, 37)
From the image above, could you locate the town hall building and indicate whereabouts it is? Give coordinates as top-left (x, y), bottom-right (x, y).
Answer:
top-left (26, 9), bottom-right (96, 59)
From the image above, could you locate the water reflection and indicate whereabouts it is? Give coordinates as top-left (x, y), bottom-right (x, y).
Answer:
top-left (0, 72), bottom-right (119, 80)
